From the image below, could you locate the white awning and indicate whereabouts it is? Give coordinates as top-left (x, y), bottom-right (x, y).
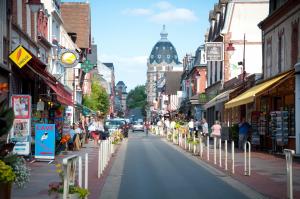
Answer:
top-left (204, 89), bottom-right (234, 109)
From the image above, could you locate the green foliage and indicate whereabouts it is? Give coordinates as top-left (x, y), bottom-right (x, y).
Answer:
top-left (0, 160), bottom-right (16, 183)
top-left (75, 186), bottom-right (90, 199)
top-left (83, 79), bottom-right (109, 115)
top-left (0, 101), bottom-right (15, 137)
top-left (126, 85), bottom-right (146, 109)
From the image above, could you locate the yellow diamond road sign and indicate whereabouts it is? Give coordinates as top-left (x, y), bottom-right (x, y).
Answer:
top-left (9, 45), bottom-right (32, 69)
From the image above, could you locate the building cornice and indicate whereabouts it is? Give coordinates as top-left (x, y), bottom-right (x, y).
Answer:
top-left (259, 0), bottom-right (300, 30)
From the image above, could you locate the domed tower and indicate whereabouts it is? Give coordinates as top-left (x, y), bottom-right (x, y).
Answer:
top-left (146, 25), bottom-right (182, 109)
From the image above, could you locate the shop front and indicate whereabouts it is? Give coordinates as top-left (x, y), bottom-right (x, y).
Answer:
top-left (225, 70), bottom-right (295, 153)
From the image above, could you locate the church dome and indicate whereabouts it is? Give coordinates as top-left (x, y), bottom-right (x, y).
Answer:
top-left (149, 25), bottom-right (180, 65)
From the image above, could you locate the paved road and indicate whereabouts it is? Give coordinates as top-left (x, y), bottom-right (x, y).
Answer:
top-left (100, 132), bottom-right (264, 199)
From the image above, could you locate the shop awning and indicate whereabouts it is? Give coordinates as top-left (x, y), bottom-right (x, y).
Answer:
top-left (225, 72), bottom-right (290, 109)
top-left (204, 89), bottom-right (234, 109)
top-left (47, 82), bottom-right (73, 106)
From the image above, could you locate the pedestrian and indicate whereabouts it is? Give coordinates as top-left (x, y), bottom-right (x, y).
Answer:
top-left (201, 118), bottom-right (209, 145)
top-left (164, 117), bottom-right (170, 135)
top-left (211, 120), bottom-right (222, 147)
top-left (188, 118), bottom-right (194, 138)
top-left (238, 118), bottom-right (251, 150)
top-left (88, 117), bottom-right (98, 146)
top-left (195, 119), bottom-right (201, 138)
top-left (144, 120), bottom-right (150, 136)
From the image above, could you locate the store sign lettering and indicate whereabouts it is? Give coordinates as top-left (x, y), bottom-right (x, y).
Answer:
top-left (36, 125), bottom-right (54, 131)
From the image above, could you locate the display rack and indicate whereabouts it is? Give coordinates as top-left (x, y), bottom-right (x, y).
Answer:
top-left (270, 111), bottom-right (289, 151)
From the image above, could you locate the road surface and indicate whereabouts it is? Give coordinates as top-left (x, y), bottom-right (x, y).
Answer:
top-left (100, 131), bottom-right (265, 199)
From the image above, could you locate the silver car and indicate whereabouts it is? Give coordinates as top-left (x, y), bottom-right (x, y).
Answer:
top-left (132, 121), bottom-right (144, 132)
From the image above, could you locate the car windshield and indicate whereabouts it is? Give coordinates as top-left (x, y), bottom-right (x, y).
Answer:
top-left (134, 122), bottom-right (143, 125)
top-left (105, 120), bottom-right (124, 128)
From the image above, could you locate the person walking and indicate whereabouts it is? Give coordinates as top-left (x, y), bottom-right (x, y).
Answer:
top-left (211, 120), bottom-right (222, 147)
top-left (188, 118), bottom-right (194, 138)
top-left (201, 118), bottom-right (209, 145)
top-left (238, 118), bottom-right (251, 150)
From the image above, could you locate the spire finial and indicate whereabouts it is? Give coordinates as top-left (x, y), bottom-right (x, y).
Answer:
top-left (160, 24), bottom-right (168, 41)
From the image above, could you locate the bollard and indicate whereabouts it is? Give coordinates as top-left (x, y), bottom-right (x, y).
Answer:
top-left (184, 134), bottom-right (186, 149)
top-left (78, 156), bottom-right (82, 187)
top-left (214, 137), bottom-right (217, 164)
top-left (98, 143), bottom-right (101, 178)
top-left (244, 141), bottom-right (251, 176)
top-left (231, 141), bottom-right (235, 174)
top-left (199, 136), bottom-right (203, 158)
top-left (207, 136), bottom-right (210, 161)
top-left (219, 138), bottom-right (222, 167)
top-left (100, 141), bottom-right (103, 174)
top-left (85, 153), bottom-right (88, 189)
top-left (225, 140), bottom-right (228, 170)
top-left (193, 134), bottom-right (196, 154)
top-left (284, 149), bottom-right (295, 199)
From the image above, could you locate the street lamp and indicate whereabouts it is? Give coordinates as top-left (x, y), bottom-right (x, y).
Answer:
top-left (226, 42), bottom-right (235, 57)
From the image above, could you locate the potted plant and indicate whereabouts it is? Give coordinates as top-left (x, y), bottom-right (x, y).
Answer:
top-left (48, 164), bottom-right (90, 199)
top-left (0, 160), bottom-right (16, 199)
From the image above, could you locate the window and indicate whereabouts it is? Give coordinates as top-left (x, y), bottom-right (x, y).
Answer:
top-left (220, 61), bottom-right (223, 81)
top-left (291, 20), bottom-right (299, 66)
top-left (278, 33), bottom-right (284, 73)
top-left (266, 38), bottom-right (272, 77)
top-left (214, 61), bottom-right (217, 82)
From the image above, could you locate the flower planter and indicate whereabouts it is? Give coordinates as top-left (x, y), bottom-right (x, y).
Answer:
top-left (0, 182), bottom-right (12, 199)
top-left (59, 193), bottom-right (79, 199)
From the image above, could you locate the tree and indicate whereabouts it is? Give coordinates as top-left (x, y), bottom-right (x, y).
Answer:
top-left (126, 85), bottom-right (147, 116)
top-left (83, 79), bottom-right (110, 115)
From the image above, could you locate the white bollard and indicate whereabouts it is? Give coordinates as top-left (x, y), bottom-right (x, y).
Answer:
top-left (185, 134), bottom-right (187, 150)
top-left (214, 137), bottom-right (217, 164)
top-left (225, 140), bottom-right (228, 171)
top-left (199, 136), bottom-right (203, 158)
top-left (244, 141), bottom-right (251, 176)
top-left (78, 156), bottom-right (82, 187)
top-left (219, 138), bottom-right (222, 167)
top-left (193, 134), bottom-right (196, 154)
top-left (85, 153), bottom-right (88, 189)
top-left (207, 136), bottom-right (210, 161)
top-left (100, 141), bottom-right (104, 174)
top-left (98, 144), bottom-right (101, 178)
top-left (284, 149), bottom-right (295, 199)
top-left (232, 141), bottom-right (235, 174)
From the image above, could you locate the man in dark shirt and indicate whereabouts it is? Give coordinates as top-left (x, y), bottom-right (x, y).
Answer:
top-left (239, 118), bottom-right (251, 150)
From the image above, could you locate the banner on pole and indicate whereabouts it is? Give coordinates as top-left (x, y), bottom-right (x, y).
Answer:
top-left (35, 124), bottom-right (55, 160)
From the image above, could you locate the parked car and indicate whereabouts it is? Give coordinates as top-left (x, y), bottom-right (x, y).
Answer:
top-left (104, 118), bottom-right (129, 138)
top-left (132, 121), bottom-right (144, 132)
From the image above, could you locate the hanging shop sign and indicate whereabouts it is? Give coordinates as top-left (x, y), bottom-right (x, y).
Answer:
top-left (81, 59), bottom-right (94, 73)
top-left (9, 45), bottom-right (32, 69)
top-left (59, 49), bottom-right (79, 68)
top-left (205, 42), bottom-right (223, 61)
top-left (35, 124), bottom-right (55, 160)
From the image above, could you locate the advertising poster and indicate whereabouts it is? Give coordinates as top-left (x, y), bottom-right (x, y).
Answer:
top-left (35, 124), bottom-right (55, 160)
top-left (11, 119), bottom-right (31, 155)
top-left (11, 95), bottom-right (31, 119)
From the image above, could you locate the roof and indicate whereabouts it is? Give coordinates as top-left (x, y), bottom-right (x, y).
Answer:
top-left (165, 71), bottom-right (182, 95)
top-left (103, 63), bottom-right (114, 70)
top-left (149, 26), bottom-right (180, 64)
top-left (116, 81), bottom-right (125, 86)
top-left (61, 2), bottom-right (91, 49)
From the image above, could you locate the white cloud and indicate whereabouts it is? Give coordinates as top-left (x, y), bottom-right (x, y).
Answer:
top-left (122, 8), bottom-right (152, 16)
top-left (100, 54), bottom-right (148, 90)
top-left (155, 1), bottom-right (174, 10)
top-left (123, 2), bottom-right (198, 24)
top-left (150, 8), bottom-right (198, 23)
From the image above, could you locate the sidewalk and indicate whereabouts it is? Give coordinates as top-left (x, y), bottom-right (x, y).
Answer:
top-left (165, 135), bottom-right (300, 199)
top-left (11, 140), bottom-right (120, 199)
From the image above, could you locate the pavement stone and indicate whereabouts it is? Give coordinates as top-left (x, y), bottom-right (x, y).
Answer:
top-left (161, 134), bottom-right (300, 199)
top-left (11, 140), bottom-right (121, 199)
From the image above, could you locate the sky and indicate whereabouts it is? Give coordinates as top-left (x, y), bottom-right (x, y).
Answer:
top-left (64, 0), bottom-right (217, 91)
